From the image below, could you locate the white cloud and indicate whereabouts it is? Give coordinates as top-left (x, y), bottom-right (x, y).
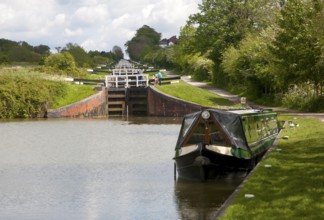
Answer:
top-left (0, 0), bottom-right (201, 53)
top-left (73, 4), bottom-right (110, 26)
top-left (142, 4), bottom-right (155, 19)
top-left (64, 28), bottom-right (84, 37)
top-left (0, 4), bottom-right (15, 24)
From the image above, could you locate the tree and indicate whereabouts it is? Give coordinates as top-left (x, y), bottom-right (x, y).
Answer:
top-left (311, 0), bottom-right (324, 95)
top-left (222, 28), bottom-right (278, 98)
top-left (88, 50), bottom-right (118, 67)
top-left (112, 46), bottom-right (124, 61)
top-left (44, 52), bottom-right (78, 73)
top-left (172, 25), bottom-right (198, 72)
top-left (34, 45), bottom-right (50, 55)
top-left (125, 25), bottom-right (161, 61)
top-left (144, 47), bottom-right (175, 68)
top-left (185, 0), bottom-right (281, 85)
top-left (7, 45), bottom-right (41, 63)
top-left (270, 0), bottom-right (323, 93)
top-left (62, 43), bottom-right (91, 67)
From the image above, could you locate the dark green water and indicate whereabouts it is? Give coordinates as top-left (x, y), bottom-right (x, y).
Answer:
top-left (0, 117), bottom-right (244, 220)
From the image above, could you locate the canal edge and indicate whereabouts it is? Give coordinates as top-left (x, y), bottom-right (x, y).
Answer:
top-left (213, 120), bottom-right (287, 219)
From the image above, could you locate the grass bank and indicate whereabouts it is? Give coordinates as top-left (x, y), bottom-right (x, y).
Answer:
top-left (219, 116), bottom-right (324, 220)
top-left (50, 84), bottom-right (97, 109)
top-left (155, 80), bottom-right (241, 109)
top-left (0, 67), bottom-right (97, 118)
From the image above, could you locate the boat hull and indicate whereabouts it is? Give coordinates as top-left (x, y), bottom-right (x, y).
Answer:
top-left (174, 145), bottom-right (267, 181)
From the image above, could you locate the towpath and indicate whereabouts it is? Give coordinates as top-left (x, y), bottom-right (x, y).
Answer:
top-left (164, 71), bottom-right (285, 110)
top-left (163, 71), bottom-right (324, 122)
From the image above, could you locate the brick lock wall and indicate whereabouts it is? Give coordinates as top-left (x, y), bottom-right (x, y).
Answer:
top-left (147, 87), bottom-right (205, 117)
top-left (47, 89), bottom-right (107, 118)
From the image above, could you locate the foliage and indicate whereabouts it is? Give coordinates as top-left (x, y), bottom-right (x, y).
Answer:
top-left (112, 46), bottom-right (124, 61)
top-left (144, 47), bottom-right (175, 68)
top-left (88, 50), bottom-right (117, 67)
top-left (270, 0), bottom-right (323, 93)
top-left (62, 43), bottom-right (91, 67)
top-left (1, 38), bottom-right (123, 68)
top-left (62, 43), bottom-right (123, 68)
top-left (172, 25), bottom-right (198, 73)
top-left (220, 116), bottom-right (324, 220)
top-left (0, 38), bottom-right (49, 64)
top-left (43, 51), bottom-right (86, 77)
top-left (0, 68), bottom-right (67, 118)
top-left (282, 83), bottom-right (324, 112)
top-left (0, 67), bottom-right (98, 118)
top-left (222, 28), bottom-right (278, 98)
top-left (187, 52), bottom-right (214, 81)
top-left (172, 0), bottom-right (323, 112)
top-left (125, 25), bottom-right (161, 61)
top-left (187, 0), bottom-right (272, 85)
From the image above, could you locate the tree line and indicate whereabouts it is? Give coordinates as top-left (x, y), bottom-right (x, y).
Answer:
top-left (0, 39), bottom-right (124, 68)
top-left (126, 0), bottom-right (323, 112)
top-left (1, 0), bottom-right (323, 112)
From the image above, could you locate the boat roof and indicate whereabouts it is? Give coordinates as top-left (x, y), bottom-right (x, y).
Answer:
top-left (229, 109), bottom-right (275, 116)
top-left (178, 109), bottom-right (248, 150)
top-left (177, 108), bottom-right (277, 151)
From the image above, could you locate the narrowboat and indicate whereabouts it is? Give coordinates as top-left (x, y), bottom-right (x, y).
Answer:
top-left (173, 109), bottom-right (279, 180)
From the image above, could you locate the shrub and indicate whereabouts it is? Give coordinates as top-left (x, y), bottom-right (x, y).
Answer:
top-left (43, 52), bottom-right (86, 78)
top-left (282, 83), bottom-right (324, 112)
top-left (0, 68), bottom-right (68, 118)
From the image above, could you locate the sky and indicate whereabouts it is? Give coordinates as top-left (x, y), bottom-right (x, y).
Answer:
top-left (0, 0), bottom-right (201, 54)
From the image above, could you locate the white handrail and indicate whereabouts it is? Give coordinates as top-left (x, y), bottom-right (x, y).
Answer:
top-left (105, 74), bottom-right (149, 88)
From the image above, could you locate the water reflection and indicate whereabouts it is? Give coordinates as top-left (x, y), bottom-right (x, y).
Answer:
top-left (174, 172), bottom-right (247, 220)
top-left (108, 115), bottom-right (183, 125)
top-left (0, 117), bottom-right (246, 220)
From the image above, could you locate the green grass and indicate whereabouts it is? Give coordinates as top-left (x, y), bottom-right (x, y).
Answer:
top-left (155, 80), bottom-right (241, 109)
top-left (51, 84), bottom-right (97, 109)
top-left (220, 116), bottom-right (324, 220)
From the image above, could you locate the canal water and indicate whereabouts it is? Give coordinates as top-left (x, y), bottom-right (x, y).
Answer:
top-left (0, 117), bottom-right (245, 220)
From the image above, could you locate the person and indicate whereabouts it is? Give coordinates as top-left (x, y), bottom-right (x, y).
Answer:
top-left (154, 74), bottom-right (159, 85)
top-left (157, 71), bottom-right (163, 85)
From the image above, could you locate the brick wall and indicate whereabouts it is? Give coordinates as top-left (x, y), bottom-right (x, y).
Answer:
top-left (47, 86), bottom-right (206, 118)
top-left (147, 87), bottom-right (205, 117)
top-left (47, 89), bottom-right (107, 118)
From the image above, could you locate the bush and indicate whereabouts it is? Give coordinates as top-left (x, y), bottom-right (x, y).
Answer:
top-left (282, 83), bottom-right (324, 112)
top-left (43, 52), bottom-right (87, 78)
top-left (0, 68), bottom-right (68, 118)
top-left (188, 52), bottom-right (214, 81)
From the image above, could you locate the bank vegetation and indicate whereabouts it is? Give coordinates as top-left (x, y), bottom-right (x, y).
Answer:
top-left (219, 116), bottom-right (324, 219)
top-left (130, 0), bottom-right (324, 112)
top-left (0, 67), bottom-right (96, 119)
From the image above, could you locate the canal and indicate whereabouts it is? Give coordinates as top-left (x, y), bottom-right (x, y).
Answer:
top-left (0, 117), bottom-right (245, 220)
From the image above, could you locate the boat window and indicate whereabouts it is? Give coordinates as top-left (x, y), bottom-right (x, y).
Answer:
top-left (208, 122), bottom-right (225, 145)
top-left (186, 120), bottom-right (206, 145)
top-left (180, 116), bottom-right (196, 139)
top-left (185, 119), bottom-right (226, 146)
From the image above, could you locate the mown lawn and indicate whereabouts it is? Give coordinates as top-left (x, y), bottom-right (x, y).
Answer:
top-left (155, 80), bottom-right (241, 109)
top-left (219, 116), bottom-right (324, 220)
top-left (50, 84), bottom-right (97, 109)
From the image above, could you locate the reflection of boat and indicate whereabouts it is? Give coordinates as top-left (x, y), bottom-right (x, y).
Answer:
top-left (174, 173), bottom-right (246, 220)
top-left (173, 109), bottom-right (279, 180)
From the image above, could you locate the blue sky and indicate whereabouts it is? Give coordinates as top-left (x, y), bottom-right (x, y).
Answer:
top-left (0, 0), bottom-right (200, 53)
